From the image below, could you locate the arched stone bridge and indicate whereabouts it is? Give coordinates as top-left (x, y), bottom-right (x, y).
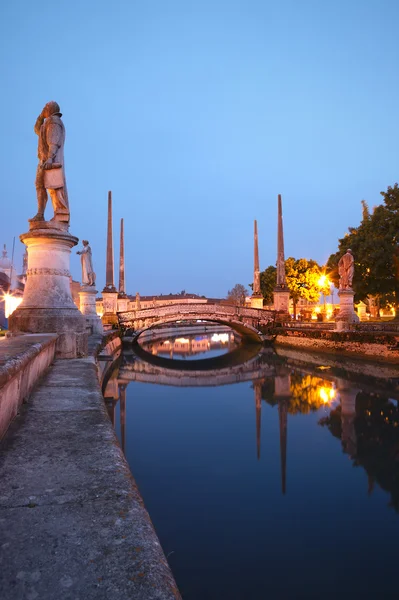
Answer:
top-left (117, 302), bottom-right (276, 343)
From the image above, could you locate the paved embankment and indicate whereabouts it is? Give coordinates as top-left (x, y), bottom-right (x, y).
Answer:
top-left (0, 352), bottom-right (181, 599)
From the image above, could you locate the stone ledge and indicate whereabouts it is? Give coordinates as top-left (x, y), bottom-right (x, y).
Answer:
top-left (0, 334), bottom-right (57, 388)
top-left (0, 334), bottom-right (58, 439)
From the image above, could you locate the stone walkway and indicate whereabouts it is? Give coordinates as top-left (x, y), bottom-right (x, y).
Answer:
top-left (0, 356), bottom-right (180, 600)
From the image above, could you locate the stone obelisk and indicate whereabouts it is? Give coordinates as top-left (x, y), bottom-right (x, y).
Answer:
top-left (273, 194), bottom-right (290, 314)
top-left (118, 218), bottom-right (128, 312)
top-left (9, 101), bottom-right (87, 358)
top-left (251, 220), bottom-right (263, 309)
top-left (102, 191), bottom-right (118, 327)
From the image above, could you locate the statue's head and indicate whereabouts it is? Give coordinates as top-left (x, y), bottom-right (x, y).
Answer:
top-left (347, 248), bottom-right (352, 254)
top-left (82, 240), bottom-right (89, 246)
top-left (43, 101), bottom-right (61, 118)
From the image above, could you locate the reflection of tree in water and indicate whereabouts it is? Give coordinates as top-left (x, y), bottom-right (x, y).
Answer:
top-left (261, 372), bottom-right (334, 414)
top-left (320, 392), bottom-right (399, 512)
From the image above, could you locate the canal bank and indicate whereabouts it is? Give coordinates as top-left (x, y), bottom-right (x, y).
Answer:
top-left (0, 332), bottom-right (181, 600)
top-left (274, 324), bottom-right (399, 364)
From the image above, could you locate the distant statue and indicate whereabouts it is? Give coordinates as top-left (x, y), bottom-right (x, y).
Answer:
top-left (338, 249), bottom-right (354, 290)
top-left (31, 101), bottom-right (69, 224)
top-left (77, 240), bottom-right (96, 286)
top-left (135, 292), bottom-right (141, 310)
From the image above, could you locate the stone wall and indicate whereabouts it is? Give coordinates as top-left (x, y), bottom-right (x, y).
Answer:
top-left (0, 334), bottom-right (57, 439)
top-left (275, 328), bottom-right (399, 364)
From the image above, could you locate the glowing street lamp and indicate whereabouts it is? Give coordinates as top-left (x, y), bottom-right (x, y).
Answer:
top-left (318, 274), bottom-right (331, 316)
top-left (2, 292), bottom-right (23, 318)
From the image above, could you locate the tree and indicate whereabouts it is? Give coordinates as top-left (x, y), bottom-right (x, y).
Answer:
top-left (327, 184), bottom-right (399, 315)
top-left (252, 259), bottom-right (327, 317)
top-left (226, 284), bottom-right (248, 306)
top-left (249, 266), bottom-right (277, 304)
top-left (285, 257), bottom-right (328, 319)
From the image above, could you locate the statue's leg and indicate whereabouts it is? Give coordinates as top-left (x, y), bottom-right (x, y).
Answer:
top-left (49, 188), bottom-right (70, 223)
top-left (31, 167), bottom-right (47, 221)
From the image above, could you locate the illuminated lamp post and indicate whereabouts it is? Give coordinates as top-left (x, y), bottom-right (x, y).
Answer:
top-left (318, 274), bottom-right (331, 319)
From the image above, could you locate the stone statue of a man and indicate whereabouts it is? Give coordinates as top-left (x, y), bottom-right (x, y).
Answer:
top-left (77, 240), bottom-right (96, 286)
top-left (338, 249), bottom-right (354, 290)
top-left (31, 101), bottom-right (69, 224)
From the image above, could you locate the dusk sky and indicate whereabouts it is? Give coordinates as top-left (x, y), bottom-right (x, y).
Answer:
top-left (1, 0), bottom-right (398, 297)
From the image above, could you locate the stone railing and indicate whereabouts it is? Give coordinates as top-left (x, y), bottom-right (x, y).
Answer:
top-left (0, 334), bottom-right (57, 439)
top-left (281, 322), bottom-right (335, 331)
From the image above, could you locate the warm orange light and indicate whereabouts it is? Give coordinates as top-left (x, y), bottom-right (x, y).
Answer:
top-left (318, 275), bottom-right (330, 288)
top-left (3, 292), bottom-right (23, 318)
top-left (319, 386), bottom-right (336, 404)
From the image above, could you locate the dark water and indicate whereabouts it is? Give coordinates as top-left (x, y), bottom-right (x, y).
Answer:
top-left (106, 331), bottom-right (399, 600)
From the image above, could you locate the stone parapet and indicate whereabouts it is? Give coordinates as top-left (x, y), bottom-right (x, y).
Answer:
top-left (0, 334), bottom-right (57, 439)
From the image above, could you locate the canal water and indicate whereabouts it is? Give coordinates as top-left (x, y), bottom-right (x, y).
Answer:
top-left (105, 326), bottom-right (399, 599)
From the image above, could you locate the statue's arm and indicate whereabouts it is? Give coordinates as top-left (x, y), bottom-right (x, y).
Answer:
top-left (43, 122), bottom-right (63, 165)
top-left (34, 113), bottom-right (44, 135)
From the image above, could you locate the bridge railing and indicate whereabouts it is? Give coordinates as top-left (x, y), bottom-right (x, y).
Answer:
top-left (118, 302), bottom-right (276, 324)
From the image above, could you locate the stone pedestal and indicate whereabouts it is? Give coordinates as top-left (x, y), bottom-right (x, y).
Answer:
top-left (357, 301), bottom-right (367, 321)
top-left (102, 287), bottom-right (119, 329)
top-left (79, 286), bottom-right (103, 335)
top-left (9, 225), bottom-right (87, 358)
top-left (250, 294), bottom-right (263, 309)
top-left (335, 289), bottom-right (359, 330)
top-left (117, 293), bottom-right (129, 313)
top-left (273, 287), bottom-right (290, 315)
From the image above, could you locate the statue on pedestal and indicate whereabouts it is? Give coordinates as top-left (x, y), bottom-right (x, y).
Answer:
top-left (31, 101), bottom-right (69, 225)
top-left (338, 249), bottom-right (354, 290)
top-left (77, 240), bottom-right (96, 286)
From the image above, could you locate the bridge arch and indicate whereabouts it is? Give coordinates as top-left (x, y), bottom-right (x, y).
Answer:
top-left (135, 317), bottom-right (264, 343)
top-left (118, 302), bottom-right (275, 344)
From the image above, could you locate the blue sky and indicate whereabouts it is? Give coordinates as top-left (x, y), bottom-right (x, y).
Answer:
top-left (1, 0), bottom-right (398, 297)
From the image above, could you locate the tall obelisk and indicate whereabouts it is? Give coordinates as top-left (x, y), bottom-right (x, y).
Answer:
top-left (102, 191), bottom-right (118, 327)
top-left (119, 218), bottom-right (125, 295)
top-left (273, 194), bottom-right (290, 314)
top-left (251, 220), bottom-right (263, 309)
top-left (105, 191), bottom-right (116, 291)
top-left (118, 218), bottom-right (128, 311)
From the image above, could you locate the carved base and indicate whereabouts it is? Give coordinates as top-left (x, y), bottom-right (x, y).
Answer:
top-left (101, 290), bottom-right (119, 330)
top-left (273, 288), bottom-right (290, 314)
top-left (9, 227), bottom-right (87, 358)
top-left (79, 287), bottom-right (103, 335)
top-left (250, 295), bottom-right (264, 309)
top-left (335, 289), bottom-right (359, 331)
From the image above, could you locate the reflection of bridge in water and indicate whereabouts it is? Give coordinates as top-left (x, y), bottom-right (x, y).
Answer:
top-left (105, 345), bottom-right (399, 504)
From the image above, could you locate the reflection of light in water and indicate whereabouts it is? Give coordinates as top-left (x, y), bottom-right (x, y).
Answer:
top-left (211, 333), bottom-right (229, 343)
top-left (319, 386), bottom-right (336, 404)
top-left (175, 338), bottom-right (190, 344)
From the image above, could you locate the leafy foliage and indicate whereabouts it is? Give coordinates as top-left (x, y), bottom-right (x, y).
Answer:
top-left (285, 257), bottom-right (329, 316)
top-left (327, 183), bottom-right (399, 311)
